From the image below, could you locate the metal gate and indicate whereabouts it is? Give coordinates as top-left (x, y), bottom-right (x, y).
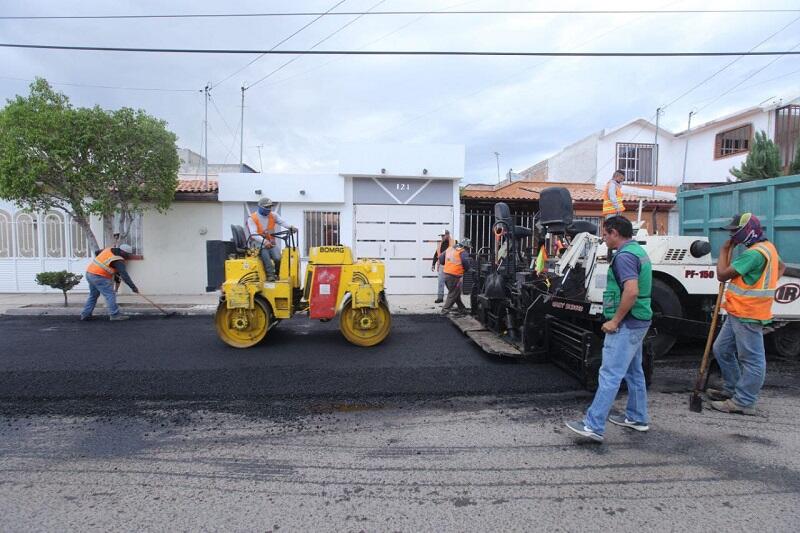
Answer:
top-left (463, 208), bottom-right (536, 256)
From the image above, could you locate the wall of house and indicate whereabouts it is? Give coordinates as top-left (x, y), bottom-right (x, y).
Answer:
top-left (681, 109), bottom-right (771, 184)
top-left (594, 123), bottom-right (681, 189)
top-left (547, 132), bottom-right (600, 182)
top-left (338, 143), bottom-right (465, 179)
top-left (122, 202), bottom-right (222, 295)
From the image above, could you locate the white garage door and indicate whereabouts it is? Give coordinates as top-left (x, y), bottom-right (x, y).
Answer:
top-left (355, 204), bottom-right (453, 294)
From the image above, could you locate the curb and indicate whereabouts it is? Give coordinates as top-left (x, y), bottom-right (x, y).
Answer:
top-left (3, 306), bottom-right (216, 317)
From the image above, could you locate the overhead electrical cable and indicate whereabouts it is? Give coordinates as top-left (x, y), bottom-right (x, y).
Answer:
top-left (212, 0), bottom-right (347, 88)
top-left (1, 43), bottom-right (798, 57)
top-left (246, 0), bottom-right (386, 90)
top-left (3, 9), bottom-right (800, 20)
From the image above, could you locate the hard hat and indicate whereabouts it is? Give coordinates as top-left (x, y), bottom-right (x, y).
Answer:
top-left (119, 244), bottom-right (133, 254)
top-left (258, 197), bottom-right (274, 208)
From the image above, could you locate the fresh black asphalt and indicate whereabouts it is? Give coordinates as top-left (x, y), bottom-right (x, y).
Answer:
top-left (0, 315), bottom-right (580, 403)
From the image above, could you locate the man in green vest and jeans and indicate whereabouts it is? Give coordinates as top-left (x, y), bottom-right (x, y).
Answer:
top-left (566, 216), bottom-right (653, 443)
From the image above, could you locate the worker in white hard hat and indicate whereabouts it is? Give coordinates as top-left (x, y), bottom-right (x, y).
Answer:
top-left (81, 244), bottom-right (138, 321)
top-left (246, 197), bottom-right (297, 281)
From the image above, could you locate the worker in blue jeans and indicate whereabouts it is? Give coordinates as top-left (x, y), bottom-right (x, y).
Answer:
top-left (708, 213), bottom-right (784, 415)
top-left (566, 216), bottom-right (652, 443)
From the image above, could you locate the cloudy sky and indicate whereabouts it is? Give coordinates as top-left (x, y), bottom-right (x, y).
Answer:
top-left (1, 0), bottom-right (799, 183)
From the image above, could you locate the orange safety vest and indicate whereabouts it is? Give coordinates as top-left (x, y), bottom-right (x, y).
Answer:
top-left (723, 241), bottom-right (780, 321)
top-left (86, 248), bottom-right (125, 279)
top-left (443, 247), bottom-right (465, 276)
top-left (250, 211), bottom-right (276, 243)
top-left (602, 180), bottom-right (626, 215)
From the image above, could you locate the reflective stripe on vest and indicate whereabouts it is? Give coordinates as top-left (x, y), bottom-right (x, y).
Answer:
top-left (723, 241), bottom-right (780, 321)
top-left (443, 247), bottom-right (464, 276)
top-left (602, 180), bottom-right (625, 215)
top-left (86, 248), bottom-right (125, 279)
top-left (250, 211), bottom-right (276, 243)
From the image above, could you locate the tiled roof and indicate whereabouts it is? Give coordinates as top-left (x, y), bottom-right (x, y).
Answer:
top-left (461, 180), bottom-right (676, 203)
top-left (176, 179), bottom-right (218, 193)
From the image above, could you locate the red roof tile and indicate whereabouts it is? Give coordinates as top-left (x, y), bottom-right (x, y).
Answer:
top-left (176, 179), bottom-right (218, 193)
top-left (461, 180), bottom-right (675, 203)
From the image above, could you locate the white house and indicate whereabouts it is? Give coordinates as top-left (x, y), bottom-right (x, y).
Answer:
top-left (0, 143), bottom-right (464, 295)
top-left (218, 143), bottom-right (464, 295)
top-left (521, 97), bottom-right (800, 190)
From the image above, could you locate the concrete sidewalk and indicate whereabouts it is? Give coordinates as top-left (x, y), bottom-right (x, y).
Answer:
top-left (0, 292), bottom-right (442, 317)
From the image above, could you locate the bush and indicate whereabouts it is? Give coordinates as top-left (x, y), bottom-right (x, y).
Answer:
top-left (35, 271), bottom-right (83, 307)
top-left (789, 137), bottom-right (800, 176)
top-left (729, 130), bottom-right (782, 182)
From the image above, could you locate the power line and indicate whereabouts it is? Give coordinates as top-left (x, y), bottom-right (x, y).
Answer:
top-left (213, 0), bottom-right (347, 88)
top-left (3, 43), bottom-right (800, 56)
top-left (660, 15), bottom-right (800, 110)
top-left (3, 9), bottom-right (799, 20)
top-left (246, 0), bottom-right (387, 90)
top-left (0, 74), bottom-right (197, 92)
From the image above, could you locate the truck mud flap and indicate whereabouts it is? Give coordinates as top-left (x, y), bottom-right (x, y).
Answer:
top-left (448, 314), bottom-right (524, 358)
top-left (545, 316), bottom-right (602, 390)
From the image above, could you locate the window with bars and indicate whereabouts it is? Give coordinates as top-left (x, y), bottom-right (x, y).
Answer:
top-left (775, 105), bottom-right (800, 169)
top-left (104, 212), bottom-right (144, 255)
top-left (616, 143), bottom-right (656, 184)
top-left (303, 211), bottom-right (341, 256)
top-left (0, 210), bottom-right (10, 258)
top-left (715, 124), bottom-right (752, 159)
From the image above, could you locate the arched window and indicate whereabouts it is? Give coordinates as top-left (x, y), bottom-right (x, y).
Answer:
top-left (70, 218), bottom-right (90, 258)
top-left (43, 211), bottom-right (65, 258)
top-left (0, 210), bottom-right (10, 258)
top-left (14, 212), bottom-right (38, 258)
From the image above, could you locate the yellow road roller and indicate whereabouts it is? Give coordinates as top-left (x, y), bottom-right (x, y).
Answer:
top-left (213, 225), bottom-right (391, 348)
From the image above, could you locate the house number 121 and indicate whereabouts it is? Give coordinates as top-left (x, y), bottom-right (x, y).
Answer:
top-left (396, 183), bottom-right (410, 191)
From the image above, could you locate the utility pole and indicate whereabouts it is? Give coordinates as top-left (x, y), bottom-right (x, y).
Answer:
top-left (255, 144), bottom-right (264, 173)
top-left (681, 111), bottom-right (695, 185)
top-left (239, 86), bottom-right (246, 172)
top-left (652, 107), bottom-right (661, 199)
top-left (204, 83), bottom-right (211, 187)
top-left (493, 152), bottom-right (500, 182)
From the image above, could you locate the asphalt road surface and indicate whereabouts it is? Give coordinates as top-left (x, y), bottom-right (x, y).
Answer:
top-left (2, 315), bottom-right (799, 531)
top-left (0, 314), bottom-right (580, 403)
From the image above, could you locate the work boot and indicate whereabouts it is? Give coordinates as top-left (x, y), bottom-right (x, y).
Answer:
top-left (710, 399), bottom-right (756, 416)
top-left (266, 275), bottom-right (277, 282)
top-left (434, 298), bottom-right (444, 304)
top-left (440, 307), bottom-right (450, 315)
top-left (109, 314), bottom-right (130, 321)
top-left (79, 314), bottom-right (94, 322)
top-left (705, 388), bottom-right (732, 401)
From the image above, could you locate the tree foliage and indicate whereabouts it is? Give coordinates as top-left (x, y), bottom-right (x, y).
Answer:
top-left (0, 78), bottom-right (180, 251)
top-left (35, 271), bottom-right (83, 307)
top-left (729, 130), bottom-right (782, 182)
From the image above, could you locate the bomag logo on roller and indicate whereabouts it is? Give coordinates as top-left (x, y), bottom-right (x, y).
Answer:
top-left (320, 246), bottom-right (345, 253)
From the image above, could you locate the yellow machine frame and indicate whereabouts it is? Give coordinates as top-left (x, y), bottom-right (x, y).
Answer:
top-left (215, 229), bottom-right (391, 349)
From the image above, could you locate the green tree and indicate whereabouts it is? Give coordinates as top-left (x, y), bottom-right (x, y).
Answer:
top-left (0, 78), bottom-right (180, 251)
top-left (789, 137), bottom-right (800, 176)
top-left (729, 130), bottom-right (782, 182)
top-left (35, 271), bottom-right (83, 307)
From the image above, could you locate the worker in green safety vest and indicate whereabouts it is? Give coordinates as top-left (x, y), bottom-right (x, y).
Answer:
top-left (566, 215), bottom-right (653, 443)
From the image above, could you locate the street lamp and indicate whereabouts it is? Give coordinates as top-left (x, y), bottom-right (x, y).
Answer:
top-left (493, 151), bottom-right (500, 182)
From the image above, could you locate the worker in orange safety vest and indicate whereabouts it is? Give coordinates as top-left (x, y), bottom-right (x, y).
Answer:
top-left (246, 197), bottom-right (296, 282)
top-left (709, 213), bottom-right (785, 415)
top-left (602, 169), bottom-right (626, 218)
top-left (439, 238), bottom-right (472, 315)
top-left (80, 244), bottom-right (138, 321)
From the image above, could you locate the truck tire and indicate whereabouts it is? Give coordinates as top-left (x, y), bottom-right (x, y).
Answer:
top-left (768, 323), bottom-right (800, 359)
top-left (649, 278), bottom-right (682, 358)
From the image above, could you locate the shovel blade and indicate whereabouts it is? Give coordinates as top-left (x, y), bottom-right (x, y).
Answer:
top-left (689, 392), bottom-right (703, 412)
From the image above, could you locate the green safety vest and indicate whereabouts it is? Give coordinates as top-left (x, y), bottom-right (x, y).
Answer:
top-left (603, 240), bottom-right (653, 321)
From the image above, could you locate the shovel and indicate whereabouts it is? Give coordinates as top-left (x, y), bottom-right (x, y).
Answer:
top-left (136, 291), bottom-right (177, 318)
top-left (689, 251), bottom-right (729, 412)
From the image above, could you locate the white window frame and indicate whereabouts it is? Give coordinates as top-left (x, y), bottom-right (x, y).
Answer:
top-left (616, 143), bottom-right (657, 184)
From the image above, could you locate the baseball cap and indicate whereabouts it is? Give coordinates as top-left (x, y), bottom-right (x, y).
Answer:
top-left (118, 244), bottom-right (133, 254)
top-left (257, 197), bottom-right (274, 208)
top-left (721, 213), bottom-right (756, 231)
top-left (439, 229), bottom-right (450, 236)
